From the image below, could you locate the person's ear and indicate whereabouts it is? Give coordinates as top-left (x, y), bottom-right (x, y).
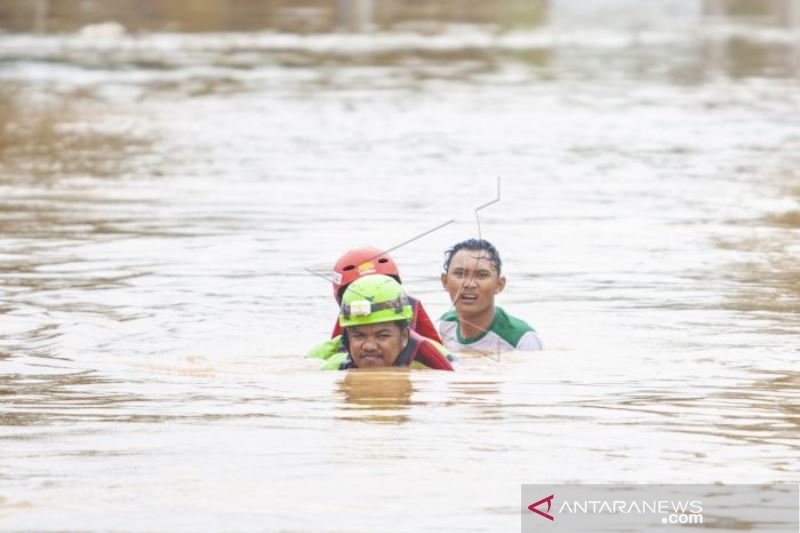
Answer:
top-left (440, 273), bottom-right (448, 289)
top-left (496, 275), bottom-right (506, 294)
top-left (401, 328), bottom-right (409, 349)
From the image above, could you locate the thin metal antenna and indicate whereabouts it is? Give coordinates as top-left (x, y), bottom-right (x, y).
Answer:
top-left (307, 176), bottom-right (504, 360)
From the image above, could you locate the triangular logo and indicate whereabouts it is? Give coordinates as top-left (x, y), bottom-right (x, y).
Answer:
top-left (528, 494), bottom-right (555, 521)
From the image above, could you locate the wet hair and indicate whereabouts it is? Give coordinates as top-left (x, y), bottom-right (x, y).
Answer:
top-left (442, 239), bottom-right (502, 274)
top-left (393, 319), bottom-right (409, 331)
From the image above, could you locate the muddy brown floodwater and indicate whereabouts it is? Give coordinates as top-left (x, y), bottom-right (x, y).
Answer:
top-left (1, 1), bottom-right (799, 531)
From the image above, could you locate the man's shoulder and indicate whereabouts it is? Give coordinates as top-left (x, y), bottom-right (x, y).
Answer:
top-left (319, 352), bottom-right (347, 371)
top-left (419, 335), bottom-right (455, 361)
top-left (439, 309), bottom-right (459, 323)
top-left (437, 310), bottom-right (459, 341)
top-left (410, 330), bottom-right (456, 368)
top-left (491, 307), bottom-right (537, 347)
top-left (307, 335), bottom-right (343, 360)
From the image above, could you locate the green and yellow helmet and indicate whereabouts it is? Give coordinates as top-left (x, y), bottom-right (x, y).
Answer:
top-left (339, 274), bottom-right (413, 328)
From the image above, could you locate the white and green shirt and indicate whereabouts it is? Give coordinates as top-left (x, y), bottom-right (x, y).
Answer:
top-left (438, 306), bottom-right (542, 353)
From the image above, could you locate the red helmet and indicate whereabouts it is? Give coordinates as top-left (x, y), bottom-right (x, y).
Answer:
top-left (332, 247), bottom-right (401, 302)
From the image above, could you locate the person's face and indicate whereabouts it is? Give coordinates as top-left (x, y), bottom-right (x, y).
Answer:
top-left (441, 249), bottom-right (506, 318)
top-left (347, 322), bottom-right (409, 369)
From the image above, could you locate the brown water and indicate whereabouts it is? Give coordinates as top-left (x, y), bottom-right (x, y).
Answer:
top-left (1, 1), bottom-right (799, 531)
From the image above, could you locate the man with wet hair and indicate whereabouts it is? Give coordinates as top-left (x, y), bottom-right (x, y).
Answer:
top-left (439, 238), bottom-right (542, 353)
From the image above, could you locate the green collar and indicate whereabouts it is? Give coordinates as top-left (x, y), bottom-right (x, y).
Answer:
top-left (456, 307), bottom-right (500, 344)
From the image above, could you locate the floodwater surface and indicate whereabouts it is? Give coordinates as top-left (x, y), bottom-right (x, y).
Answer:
top-left (1, 1), bottom-right (799, 531)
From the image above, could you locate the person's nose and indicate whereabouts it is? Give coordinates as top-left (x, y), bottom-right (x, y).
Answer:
top-left (462, 275), bottom-right (478, 289)
top-left (362, 337), bottom-right (379, 351)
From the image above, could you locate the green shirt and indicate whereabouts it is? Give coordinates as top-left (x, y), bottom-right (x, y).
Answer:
top-left (438, 306), bottom-right (542, 353)
top-left (307, 336), bottom-right (343, 360)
